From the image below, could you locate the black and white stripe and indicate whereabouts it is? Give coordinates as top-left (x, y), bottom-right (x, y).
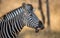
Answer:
top-left (0, 6), bottom-right (25, 38)
top-left (0, 3), bottom-right (44, 38)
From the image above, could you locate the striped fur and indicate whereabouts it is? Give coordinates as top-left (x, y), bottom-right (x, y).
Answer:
top-left (0, 3), bottom-right (44, 38)
top-left (0, 5), bottom-right (25, 38)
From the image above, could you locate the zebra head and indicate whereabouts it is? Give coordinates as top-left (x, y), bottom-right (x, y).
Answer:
top-left (21, 3), bottom-right (44, 32)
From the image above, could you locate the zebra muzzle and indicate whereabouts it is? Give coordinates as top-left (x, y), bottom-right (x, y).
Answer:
top-left (35, 21), bottom-right (44, 33)
top-left (35, 26), bottom-right (44, 33)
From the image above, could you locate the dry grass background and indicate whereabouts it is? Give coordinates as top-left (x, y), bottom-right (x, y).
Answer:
top-left (0, 0), bottom-right (60, 38)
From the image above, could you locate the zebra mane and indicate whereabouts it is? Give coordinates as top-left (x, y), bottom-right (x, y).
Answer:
top-left (3, 7), bottom-right (22, 18)
top-left (0, 6), bottom-right (25, 22)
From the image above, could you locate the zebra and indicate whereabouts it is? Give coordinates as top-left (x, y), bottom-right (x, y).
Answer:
top-left (0, 3), bottom-right (44, 38)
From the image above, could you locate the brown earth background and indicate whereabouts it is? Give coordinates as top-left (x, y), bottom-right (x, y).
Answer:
top-left (0, 0), bottom-right (60, 38)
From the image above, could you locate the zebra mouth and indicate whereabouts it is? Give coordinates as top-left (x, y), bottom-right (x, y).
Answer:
top-left (34, 26), bottom-right (40, 33)
top-left (35, 21), bottom-right (44, 33)
top-left (35, 27), bottom-right (44, 33)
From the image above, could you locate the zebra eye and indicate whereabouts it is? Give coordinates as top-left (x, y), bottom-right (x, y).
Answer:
top-left (30, 14), bottom-right (32, 16)
top-left (29, 13), bottom-right (32, 16)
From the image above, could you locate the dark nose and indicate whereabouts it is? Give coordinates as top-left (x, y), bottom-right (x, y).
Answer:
top-left (38, 21), bottom-right (44, 30)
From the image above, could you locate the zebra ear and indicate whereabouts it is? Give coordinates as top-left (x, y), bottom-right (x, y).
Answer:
top-left (22, 3), bottom-right (26, 8)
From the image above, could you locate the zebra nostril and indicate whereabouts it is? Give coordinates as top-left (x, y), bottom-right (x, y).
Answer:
top-left (38, 21), bottom-right (44, 30)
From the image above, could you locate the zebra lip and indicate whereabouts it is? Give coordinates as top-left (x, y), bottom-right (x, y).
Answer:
top-left (35, 29), bottom-right (39, 33)
top-left (35, 28), bottom-right (40, 33)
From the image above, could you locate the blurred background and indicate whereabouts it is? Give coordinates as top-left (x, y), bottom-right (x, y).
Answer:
top-left (0, 0), bottom-right (60, 38)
